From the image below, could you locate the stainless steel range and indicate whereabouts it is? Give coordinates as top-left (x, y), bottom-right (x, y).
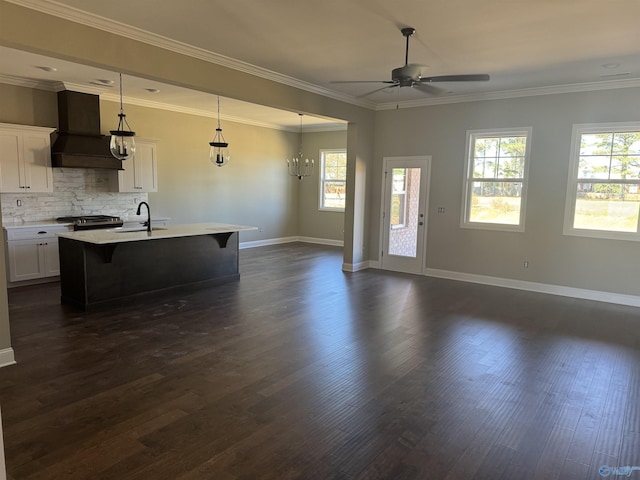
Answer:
top-left (56, 215), bottom-right (124, 231)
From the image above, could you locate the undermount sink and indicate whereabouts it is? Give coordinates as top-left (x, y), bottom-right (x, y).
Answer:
top-left (112, 227), bottom-right (168, 233)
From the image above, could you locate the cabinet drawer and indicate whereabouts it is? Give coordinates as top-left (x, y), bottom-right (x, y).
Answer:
top-left (5, 225), bottom-right (71, 241)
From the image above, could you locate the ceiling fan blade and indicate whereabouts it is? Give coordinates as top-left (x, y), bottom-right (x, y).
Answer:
top-left (357, 84), bottom-right (399, 98)
top-left (330, 80), bottom-right (396, 84)
top-left (413, 83), bottom-right (445, 96)
top-left (420, 74), bottom-right (490, 83)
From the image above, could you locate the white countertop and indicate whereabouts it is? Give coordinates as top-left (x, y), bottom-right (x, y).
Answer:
top-left (3, 220), bottom-right (71, 229)
top-left (57, 222), bottom-right (257, 245)
top-left (121, 215), bottom-right (171, 224)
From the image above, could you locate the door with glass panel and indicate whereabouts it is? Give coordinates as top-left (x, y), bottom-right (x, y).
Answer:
top-left (381, 156), bottom-right (431, 274)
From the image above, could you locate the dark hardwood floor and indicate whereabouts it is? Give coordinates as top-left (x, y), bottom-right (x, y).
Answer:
top-left (1, 243), bottom-right (639, 479)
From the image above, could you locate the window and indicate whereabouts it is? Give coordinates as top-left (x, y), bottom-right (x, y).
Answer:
top-left (319, 149), bottom-right (347, 211)
top-left (391, 168), bottom-right (408, 229)
top-left (462, 128), bottom-right (532, 231)
top-left (564, 122), bottom-right (640, 241)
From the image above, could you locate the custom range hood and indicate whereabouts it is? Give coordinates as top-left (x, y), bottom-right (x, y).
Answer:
top-left (51, 90), bottom-right (122, 169)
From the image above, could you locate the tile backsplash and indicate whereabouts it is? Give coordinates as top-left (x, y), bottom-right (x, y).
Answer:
top-left (1, 168), bottom-right (148, 223)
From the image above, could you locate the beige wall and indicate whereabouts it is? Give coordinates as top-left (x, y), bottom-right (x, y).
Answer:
top-left (373, 87), bottom-right (640, 296)
top-left (298, 130), bottom-right (347, 241)
top-left (0, 83), bottom-right (57, 127)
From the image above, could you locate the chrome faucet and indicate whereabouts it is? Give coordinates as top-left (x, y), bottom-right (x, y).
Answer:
top-left (136, 201), bottom-right (151, 233)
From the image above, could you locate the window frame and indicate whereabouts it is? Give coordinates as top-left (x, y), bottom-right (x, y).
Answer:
top-left (461, 127), bottom-right (532, 232)
top-left (563, 122), bottom-right (640, 242)
top-left (319, 148), bottom-right (347, 212)
top-left (390, 168), bottom-right (408, 230)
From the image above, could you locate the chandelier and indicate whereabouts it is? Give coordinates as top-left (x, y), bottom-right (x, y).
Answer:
top-left (209, 96), bottom-right (230, 167)
top-left (109, 73), bottom-right (136, 160)
top-left (287, 114), bottom-right (314, 180)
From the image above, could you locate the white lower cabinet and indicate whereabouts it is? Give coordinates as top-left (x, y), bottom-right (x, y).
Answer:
top-left (4, 225), bottom-right (70, 283)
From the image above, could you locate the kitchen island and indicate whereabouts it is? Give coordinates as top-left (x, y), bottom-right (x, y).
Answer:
top-left (57, 223), bottom-right (257, 310)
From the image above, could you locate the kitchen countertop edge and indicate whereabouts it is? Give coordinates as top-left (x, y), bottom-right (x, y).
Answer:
top-left (57, 222), bottom-right (258, 245)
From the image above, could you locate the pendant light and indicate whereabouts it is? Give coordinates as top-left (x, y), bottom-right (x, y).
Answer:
top-left (109, 73), bottom-right (135, 160)
top-left (209, 96), bottom-right (230, 167)
top-left (287, 114), bottom-right (314, 180)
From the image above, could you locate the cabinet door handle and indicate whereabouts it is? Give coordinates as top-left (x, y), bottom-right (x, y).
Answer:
top-left (38, 231), bottom-right (47, 234)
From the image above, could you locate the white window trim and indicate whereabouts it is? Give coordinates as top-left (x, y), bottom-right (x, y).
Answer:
top-left (390, 168), bottom-right (408, 230)
top-left (461, 127), bottom-right (532, 232)
top-left (563, 121), bottom-right (640, 242)
top-left (319, 149), bottom-right (346, 212)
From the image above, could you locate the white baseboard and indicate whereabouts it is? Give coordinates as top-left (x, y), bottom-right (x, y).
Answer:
top-left (240, 236), bottom-right (299, 249)
top-left (342, 261), bottom-right (371, 272)
top-left (425, 268), bottom-right (640, 308)
top-left (240, 236), bottom-right (343, 249)
top-left (298, 236), bottom-right (344, 247)
top-left (0, 348), bottom-right (16, 368)
top-left (6, 276), bottom-right (59, 289)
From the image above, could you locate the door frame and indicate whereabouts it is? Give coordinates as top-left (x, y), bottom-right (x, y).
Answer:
top-left (379, 155), bottom-right (432, 274)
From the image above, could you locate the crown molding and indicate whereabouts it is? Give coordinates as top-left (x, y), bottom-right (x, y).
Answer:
top-left (377, 77), bottom-right (640, 110)
top-left (0, 72), bottom-right (58, 90)
top-left (5, 0), bottom-right (376, 111)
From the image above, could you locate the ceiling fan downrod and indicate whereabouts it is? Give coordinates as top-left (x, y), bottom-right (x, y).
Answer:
top-left (401, 27), bottom-right (415, 66)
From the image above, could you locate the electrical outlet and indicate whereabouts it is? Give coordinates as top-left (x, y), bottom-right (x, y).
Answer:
top-left (523, 261), bottom-right (529, 268)
top-left (16, 199), bottom-right (22, 207)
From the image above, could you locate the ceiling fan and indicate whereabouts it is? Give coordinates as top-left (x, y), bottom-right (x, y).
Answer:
top-left (333, 27), bottom-right (490, 97)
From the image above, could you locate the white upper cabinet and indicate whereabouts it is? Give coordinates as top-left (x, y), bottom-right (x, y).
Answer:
top-left (110, 138), bottom-right (158, 192)
top-left (0, 124), bottom-right (55, 193)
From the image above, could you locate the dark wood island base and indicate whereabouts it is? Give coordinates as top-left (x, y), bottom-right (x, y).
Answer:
top-left (59, 231), bottom-right (242, 311)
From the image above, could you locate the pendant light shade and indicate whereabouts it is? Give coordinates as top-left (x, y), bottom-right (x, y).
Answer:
top-left (109, 73), bottom-right (136, 160)
top-left (209, 96), bottom-right (230, 167)
top-left (287, 114), bottom-right (314, 180)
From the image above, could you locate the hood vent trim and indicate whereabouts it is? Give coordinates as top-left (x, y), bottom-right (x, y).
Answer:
top-left (51, 91), bottom-right (123, 170)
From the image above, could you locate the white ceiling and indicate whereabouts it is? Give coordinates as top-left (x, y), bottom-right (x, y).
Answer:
top-left (2, 0), bottom-right (640, 128)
